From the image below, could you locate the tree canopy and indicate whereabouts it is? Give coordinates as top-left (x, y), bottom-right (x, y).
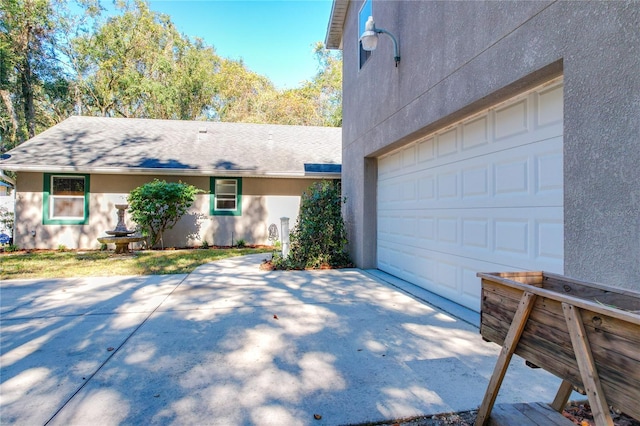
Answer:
top-left (0, 0), bottom-right (342, 152)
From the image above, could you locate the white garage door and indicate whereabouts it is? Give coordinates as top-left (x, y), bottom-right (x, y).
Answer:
top-left (377, 78), bottom-right (564, 312)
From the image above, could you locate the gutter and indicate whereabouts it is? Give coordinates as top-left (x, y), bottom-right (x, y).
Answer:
top-left (0, 165), bottom-right (341, 180)
top-left (0, 170), bottom-right (15, 187)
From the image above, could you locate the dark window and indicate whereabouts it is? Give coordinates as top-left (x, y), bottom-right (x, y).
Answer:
top-left (359, 0), bottom-right (373, 69)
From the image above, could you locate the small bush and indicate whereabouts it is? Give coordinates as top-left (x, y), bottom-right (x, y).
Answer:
top-left (0, 207), bottom-right (14, 235)
top-left (201, 240), bottom-right (209, 249)
top-left (128, 179), bottom-right (202, 248)
top-left (100, 243), bottom-right (108, 251)
top-left (4, 243), bottom-right (18, 252)
top-left (58, 244), bottom-right (67, 252)
top-left (273, 180), bottom-right (351, 269)
top-left (236, 239), bottom-right (246, 248)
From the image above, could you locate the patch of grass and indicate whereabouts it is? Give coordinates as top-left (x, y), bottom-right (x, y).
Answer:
top-left (0, 248), bottom-right (271, 280)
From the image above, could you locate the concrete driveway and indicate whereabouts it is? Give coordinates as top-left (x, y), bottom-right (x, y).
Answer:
top-left (1, 254), bottom-right (563, 425)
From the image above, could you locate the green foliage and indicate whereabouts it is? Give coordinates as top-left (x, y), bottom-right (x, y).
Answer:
top-left (0, 0), bottom-right (342, 153)
top-left (4, 243), bottom-right (18, 252)
top-left (236, 239), bottom-right (246, 248)
top-left (127, 179), bottom-right (202, 248)
top-left (100, 243), bottom-right (108, 251)
top-left (57, 244), bottom-right (67, 251)
top-left (0, 206), bottom-right (14, 233)
top-left (201, 240), bottom-right (209, 249)
top-left (274, 180), bottom-right (351, 269)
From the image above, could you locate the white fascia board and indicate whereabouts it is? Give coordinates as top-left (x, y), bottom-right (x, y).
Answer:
top-left (1, 165), bottom-right (341, 179)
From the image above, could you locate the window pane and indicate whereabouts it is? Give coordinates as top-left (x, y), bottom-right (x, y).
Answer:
top-left (215, 180), bottom-right (236, 195)
top-left (53, 176), bottom-right (85, 195)
top-left (52, 197), bottom-right (84, 218)
top-left (216, 198), bottom-right (236, 210)
top-left (215, 179), bottom-right (237, 211)
top-left (359, 0), bottom-right (372, 68)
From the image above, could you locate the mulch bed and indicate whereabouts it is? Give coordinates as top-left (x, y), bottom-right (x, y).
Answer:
top-left (352, 402), bottom-right (640, 426)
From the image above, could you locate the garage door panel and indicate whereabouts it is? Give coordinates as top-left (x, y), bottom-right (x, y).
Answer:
top-left (380, 207), bottom-right (563, 271)
top-left (379, 137), bottom-right (563, 211)
top-left (381, 92), bottom-right (562, 182)
top-left (536, 83), bottom-right (563, 128)
top-left (383, 240), bottom-right (544, 311)
top-left (377, 79), bottom-right (564, 312)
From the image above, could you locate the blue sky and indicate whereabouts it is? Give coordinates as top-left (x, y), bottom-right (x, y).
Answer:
top-left (146, 0), bottom-right (335, 89)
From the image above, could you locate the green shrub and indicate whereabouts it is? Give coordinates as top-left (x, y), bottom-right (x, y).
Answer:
top-left (58, 244), bottom-right (67, 252)
top-left (201, 240), bottom-right (209, 249)
top-left (0, 207), bottom-right (14, 235)
top-left (128, 179), bottom-right (202, 248)
top-left (274, 180), bottom-right (351, 269)
top-left (236, 239), bottom-right (246, 248)
top-left (5, 243), bottom-right (18, 252)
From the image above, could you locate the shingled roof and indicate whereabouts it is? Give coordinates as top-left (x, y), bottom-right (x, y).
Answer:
top-left (0, 116), bottom-right (342, 178)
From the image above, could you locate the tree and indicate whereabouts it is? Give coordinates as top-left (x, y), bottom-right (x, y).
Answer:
top-left (127, 179), bottom-right (201, 248)
top-left (303, 42), bottom-right (342, 127)
top-left (70, 0), bottom-right (219, 119)
top-left (0, 0), bottom-right (99, 151)
top-left (274, 180), bottom-right (351, 269)
top-left (0, 0), bottom-right (343, 152)
top-left (0, 0), bottom-right (55, 148)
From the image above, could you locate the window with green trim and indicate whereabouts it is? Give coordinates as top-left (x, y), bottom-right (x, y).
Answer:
top-left (43, 174), bottom-right (90, 225)
top-left (210, 177), bottom-right (242, 216)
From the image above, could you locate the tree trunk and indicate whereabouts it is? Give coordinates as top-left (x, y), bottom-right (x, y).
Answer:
top-left (21, 55), bottom-right (36, 139)
top-left (0, 89), bottom-right (19, 149)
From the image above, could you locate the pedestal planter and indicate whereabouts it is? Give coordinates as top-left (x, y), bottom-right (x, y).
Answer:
top-left (475, 271), bottom-right (640, 426)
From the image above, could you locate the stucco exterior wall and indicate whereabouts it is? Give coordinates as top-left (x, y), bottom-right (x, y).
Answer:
top-left (14, 172), bottom-right (328, 249)
top-left (340, 1), bottom-right (640, 288)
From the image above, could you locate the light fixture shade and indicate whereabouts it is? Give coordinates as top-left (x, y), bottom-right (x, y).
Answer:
top-left (360, 31), bottom-right (378, 51)
top-left (360, 16), bottom-right (378, 51)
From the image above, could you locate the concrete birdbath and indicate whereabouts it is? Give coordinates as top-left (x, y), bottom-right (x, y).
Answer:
top-left (98, 204), bottom-right (144, 254)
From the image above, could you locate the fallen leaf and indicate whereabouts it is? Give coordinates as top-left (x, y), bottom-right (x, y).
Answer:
top-left (107, 347), bottom-right (115, 351)
top-left (313, 414), bottom-right (322, 420)
top-left (154, 394), bottom-right (160, 398)
top-left (273, 314), bottom-right (279, 320)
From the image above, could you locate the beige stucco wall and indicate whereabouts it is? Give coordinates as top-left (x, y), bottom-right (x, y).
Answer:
top-left (14, 172), bottom-right (332, 250)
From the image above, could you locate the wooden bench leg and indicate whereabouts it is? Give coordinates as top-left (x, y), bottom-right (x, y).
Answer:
top-left (562, 303), bottom-right (614, 426)
top-left (550, 379), bottom-right (573, 412)
top-left (475, 291), bottom-right (537, 426)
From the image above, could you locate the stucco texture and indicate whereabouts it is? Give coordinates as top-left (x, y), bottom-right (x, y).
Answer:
top-left (14, 172), bottom-right (326, 250)
top-left (338, 1), bottom-right (640, 288)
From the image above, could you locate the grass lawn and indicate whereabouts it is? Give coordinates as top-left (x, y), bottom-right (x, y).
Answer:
top-left (0, 248), bottom-right (273, 280)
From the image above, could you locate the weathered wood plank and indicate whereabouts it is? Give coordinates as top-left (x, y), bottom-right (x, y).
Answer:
top-left (562, 303), bottom-right (614, 426)
top-left (478, 274), bottom-right (640, 325)
top-left (515, 402), bottom-right (575, 426)
top-left (482, 308), bottom-right (640, 388)
top-left (543, 277), bottom-right (640, 312)
top-left (480, 274), bottom-right (640, 421)
top-left (475, 291), bottom-right (537, 426)
top-left (482, 314), bottom-right (640, 420)
top-left (487, 404), bottom-right (539, 426)
top-left (551, 380), bottom-right (574, 412)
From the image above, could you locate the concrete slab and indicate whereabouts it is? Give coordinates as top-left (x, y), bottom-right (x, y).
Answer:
top-left (1, 255), bottom-right (565, 425)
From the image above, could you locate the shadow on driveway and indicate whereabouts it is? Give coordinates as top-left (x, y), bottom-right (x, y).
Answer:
top-left (0, 254), bottom-right (562, 425)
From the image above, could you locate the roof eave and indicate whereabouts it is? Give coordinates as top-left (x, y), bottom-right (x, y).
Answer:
top-left (325, 0), bottom-right (348, 50)
top-left (1, 165), bottom-right (341, 179)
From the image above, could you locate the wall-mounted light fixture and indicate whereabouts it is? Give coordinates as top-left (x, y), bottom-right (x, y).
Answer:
top-left (360, 16), bottom-right (400, 66)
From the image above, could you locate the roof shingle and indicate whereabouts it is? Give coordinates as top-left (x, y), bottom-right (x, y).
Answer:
top-left (0, 116), bottom-right (342, 178)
